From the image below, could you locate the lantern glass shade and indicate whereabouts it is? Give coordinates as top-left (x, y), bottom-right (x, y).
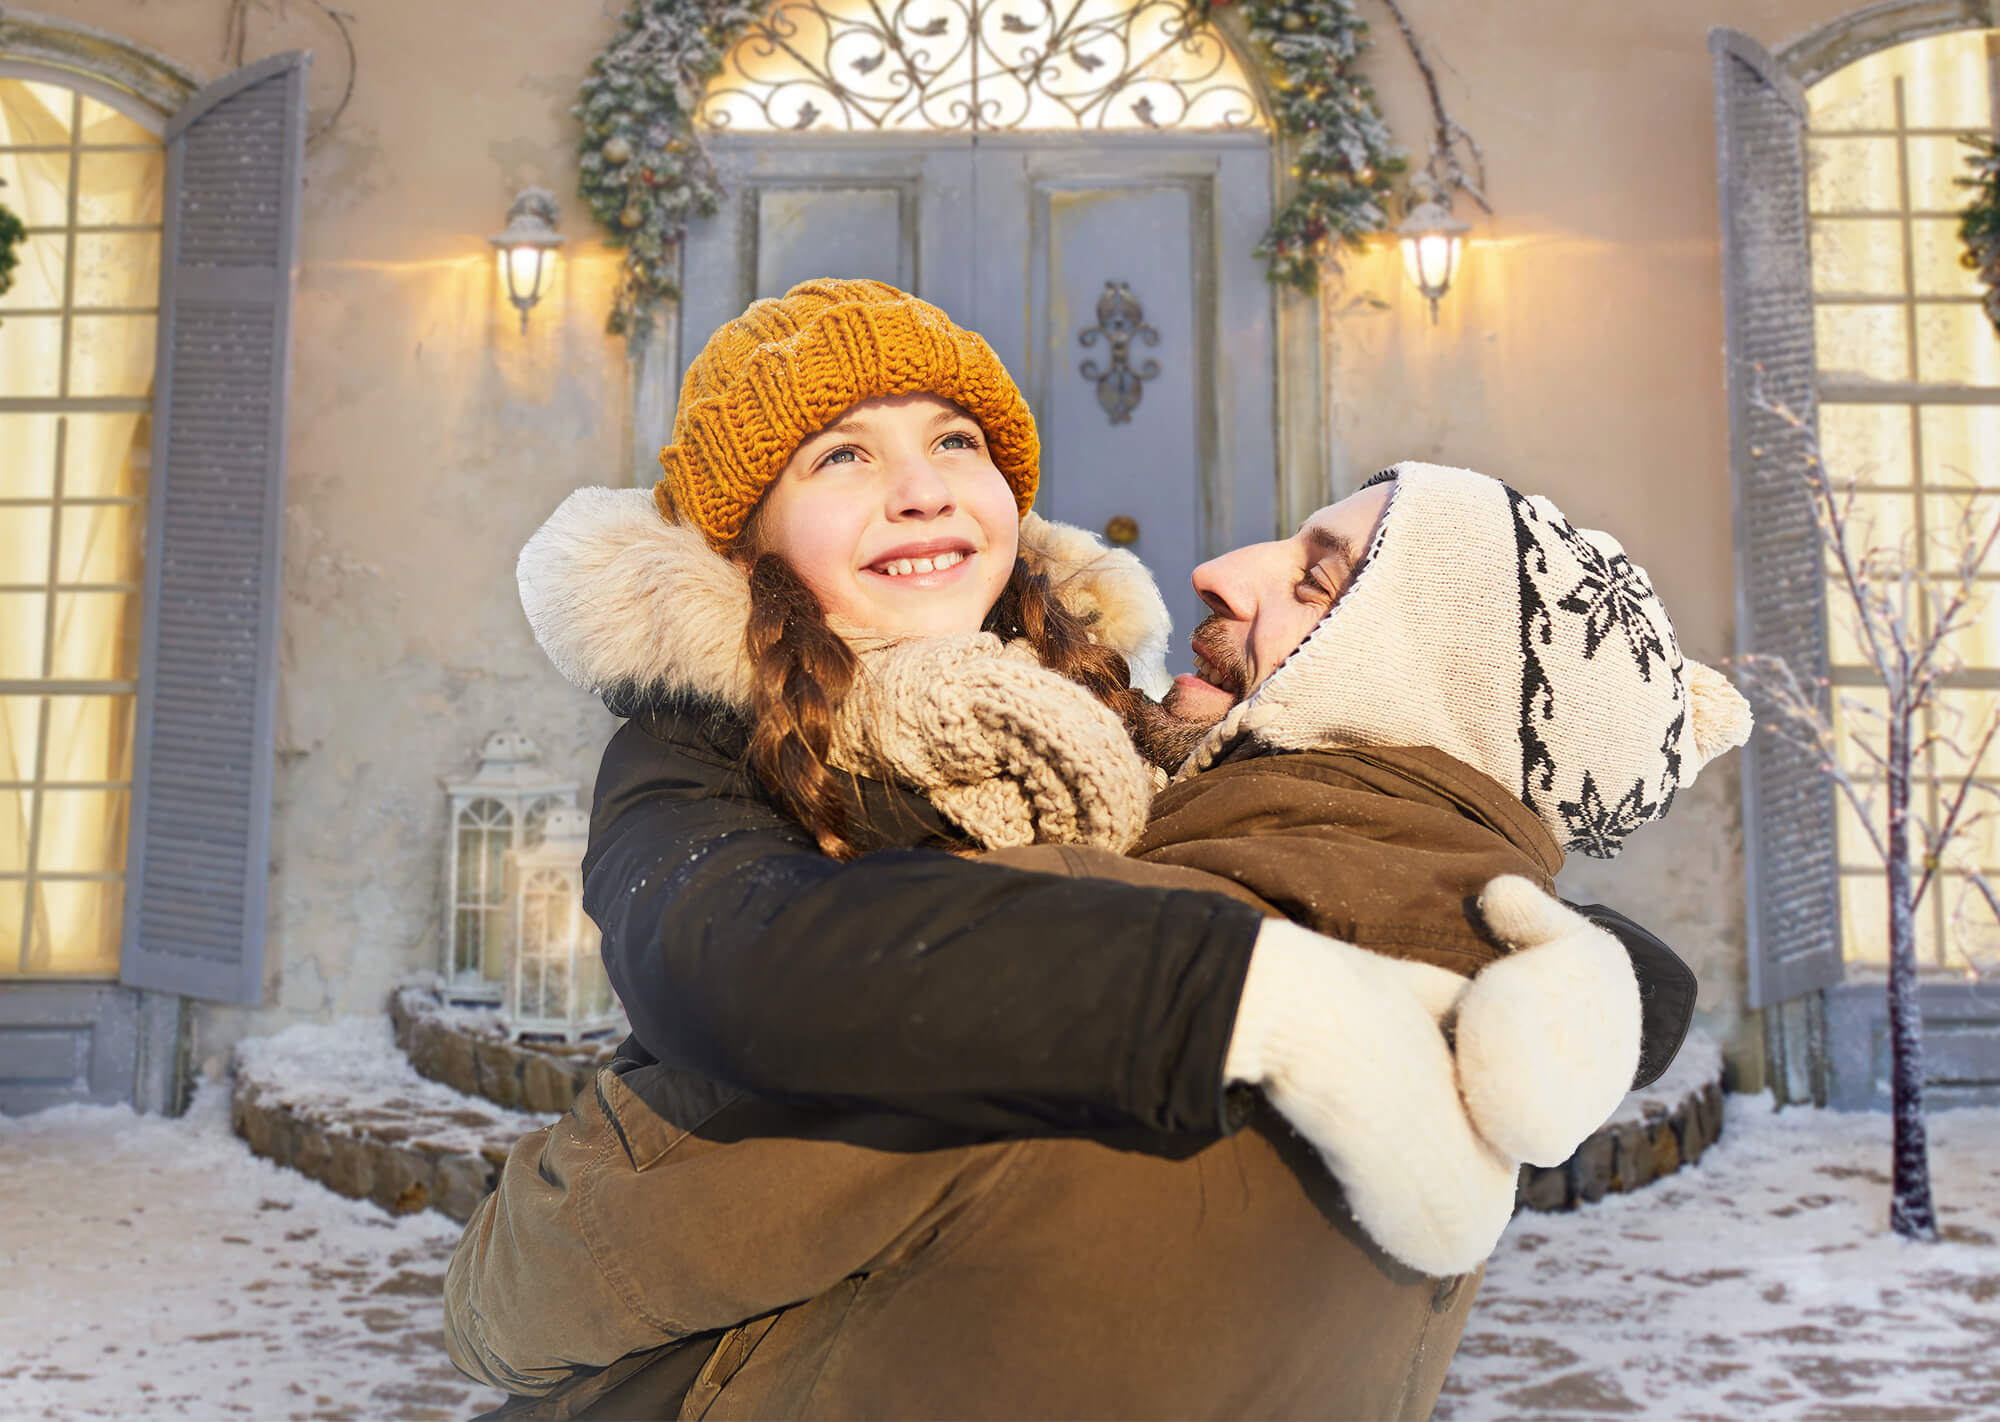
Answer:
top-left (452, 799), bottom-right (514, 983)
top-left (441, 732), bottom-right (579, 1005)
top-left (1400, 231), bottom-right (1461, 303)
top-left (500, 244), bottom-right (549, 307)
top-left (503, 808), bottom-right (622, 1042)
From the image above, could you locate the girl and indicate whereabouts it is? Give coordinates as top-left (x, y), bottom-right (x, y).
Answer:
top-left (450, 280), bottom-right (1657, 1419)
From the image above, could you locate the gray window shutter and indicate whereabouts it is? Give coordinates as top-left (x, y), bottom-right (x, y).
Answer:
top-left (118, 53), bottom-right (309, 1005)
top-left (1711, 28), bottom-right (1841, 1009)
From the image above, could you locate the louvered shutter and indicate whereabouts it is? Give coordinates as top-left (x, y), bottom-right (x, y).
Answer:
top-left (118, 53), bottom-right (308, 1005)
top-left (1710, 29), bottom-right (1842, 1009)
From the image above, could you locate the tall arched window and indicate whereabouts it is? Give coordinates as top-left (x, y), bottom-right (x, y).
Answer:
top-left (1716, 13), bottom-right (2000, 1108)
top-left (0, 17), bottom-right (307, 1114)
top-left (1805, 30), bottom-right (2000, 977)
top-left (1, 76), bottom-right (163, 978)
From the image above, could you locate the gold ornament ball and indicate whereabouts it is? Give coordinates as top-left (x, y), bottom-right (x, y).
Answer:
top-left (1282, 12), bottom-right (1303, 29)
top-left (602, 135), bottom-right (633, 165)
top-left (620, 202), bottom-right (644, 227)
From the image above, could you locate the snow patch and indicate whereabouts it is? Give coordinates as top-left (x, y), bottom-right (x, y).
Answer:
top-left (233, 1015), bottom-right (553, 1157)
top-left (0, 1077), bottom-right (508, 1419)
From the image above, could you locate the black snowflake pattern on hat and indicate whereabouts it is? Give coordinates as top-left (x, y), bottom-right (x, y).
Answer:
top-left (1559, 769), bottom-right (1660, 859)
top-left (1656, 703), bottom-right (1686, 819)
top-left (1548, 517), bottom-right (1670, 681)
top-left (1506, 487), bottom-right (1559, 814)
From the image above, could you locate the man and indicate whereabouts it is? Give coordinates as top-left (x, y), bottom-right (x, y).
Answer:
top-left (449, 464), bottom-right (1740, 1420)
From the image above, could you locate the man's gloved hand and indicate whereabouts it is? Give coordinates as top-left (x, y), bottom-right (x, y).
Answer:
top-left (1224, 919), bottom-right (1519, 1278)
top-left (1456, 875), bottom-right (1643, 1167)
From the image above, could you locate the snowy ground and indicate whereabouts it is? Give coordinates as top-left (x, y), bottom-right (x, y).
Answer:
top-left (1439, 1095), bottom-right (2000, 1421)
top-left (0, 1080), bottom-right (506, 1421)
top-left (5, 1074), bottom-right (1998, 1421)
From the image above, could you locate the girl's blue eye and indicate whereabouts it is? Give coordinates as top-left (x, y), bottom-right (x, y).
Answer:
top-left (940, 431), bottom-right (977, 451)
top-left (822, 447), bottom-right (858, 466)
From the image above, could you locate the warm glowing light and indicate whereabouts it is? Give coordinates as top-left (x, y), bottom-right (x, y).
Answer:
top-left (503, 244), bottom-right (547, 303)
top-left (1395, 173), bottom-right (1470, 324)
top-left (488, 189), bottom-right (564, 333)
top-left (1401, 232), bottom-right (1461, 302)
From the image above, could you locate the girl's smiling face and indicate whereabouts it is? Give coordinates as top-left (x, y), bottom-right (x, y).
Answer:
top-left (749, 391), bottom-right (1021, 638)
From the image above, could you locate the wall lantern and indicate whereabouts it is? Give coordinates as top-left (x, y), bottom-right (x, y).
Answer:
top-left (1398, 172), bottom-right (1470, 324)
top-left (490, 187), bottom-right (564, 333)
top-left (503, 806), bottom-right (623, 1043)
top-left (441, 731), bottom-right (578, 1005)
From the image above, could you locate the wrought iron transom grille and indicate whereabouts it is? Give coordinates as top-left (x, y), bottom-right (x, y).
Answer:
top-left (698, 0), bottom-right (1267, 133)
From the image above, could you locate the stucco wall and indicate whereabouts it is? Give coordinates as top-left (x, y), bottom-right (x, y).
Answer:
top-left (28, 0), bottom-right (1888, 1091)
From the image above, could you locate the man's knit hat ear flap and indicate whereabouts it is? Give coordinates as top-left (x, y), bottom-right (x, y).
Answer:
top-left (1685, 661), bottom-right (1753, 767)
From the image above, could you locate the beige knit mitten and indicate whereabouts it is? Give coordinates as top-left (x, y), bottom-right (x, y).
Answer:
top-left (1455, 876), bottom-right (1643, 1167)
top-left (831, 633), bottom-right (1156, 852)
top-left (1224, 919), bottom-right (1521, 1278)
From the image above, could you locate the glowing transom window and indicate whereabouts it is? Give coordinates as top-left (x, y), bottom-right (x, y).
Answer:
top-left (698, 0), bottom-right (1267, 133)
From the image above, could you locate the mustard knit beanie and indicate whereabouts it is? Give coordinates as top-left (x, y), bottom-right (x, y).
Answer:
top-left (656, 279), bottom-right (1040, 550)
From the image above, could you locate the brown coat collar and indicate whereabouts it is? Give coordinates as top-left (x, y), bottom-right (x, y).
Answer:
top-left (1135, 745), bottom-right (1564, 975)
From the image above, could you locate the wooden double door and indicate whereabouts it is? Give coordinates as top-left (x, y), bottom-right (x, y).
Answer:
top-left (676, 133), bottom-right (1280, 674)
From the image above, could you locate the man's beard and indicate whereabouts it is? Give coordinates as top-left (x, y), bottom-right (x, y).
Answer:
top-left (1127, 615), bottom-right (1249, 771)
top-left (1128, 693), bottom-right (1221, 772)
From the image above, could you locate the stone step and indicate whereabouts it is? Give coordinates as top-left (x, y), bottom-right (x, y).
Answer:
top-left (390, 984), bottom-right (620, 1114)
top-left (229, 1017), bottom-right (557, 1222)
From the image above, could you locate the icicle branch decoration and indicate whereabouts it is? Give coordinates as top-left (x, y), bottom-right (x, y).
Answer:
top-left (1376, 0), bottom-right (1488, 213)
top-left (223, 0), bottom-right (359, 148)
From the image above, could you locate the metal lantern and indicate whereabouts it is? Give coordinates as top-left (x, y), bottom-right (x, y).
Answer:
top-left (489, 187), bottom-right (564, 333)
top-left (441, 731), bottom-right (578, 1004)
top-left (1397, 172), bottom-right (1470, 324)
top-left (502, 806), bottom-right (621, 1042)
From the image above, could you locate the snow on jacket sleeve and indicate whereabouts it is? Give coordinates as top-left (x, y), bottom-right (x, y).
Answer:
top-left (584, 711), bottom-right (1265, 1138)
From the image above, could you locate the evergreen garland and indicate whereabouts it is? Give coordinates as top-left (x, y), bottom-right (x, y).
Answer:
top-left (0, 178), bottom-right (25, 314)
top-left (1959, 134), bottom-right (2000, 335)
top-left (574, 0), bottom-right (759, 338)
top-left (577, 0), bottom-right (1404, 333)
top-left (1233, 0), bottom-right (1403, 293)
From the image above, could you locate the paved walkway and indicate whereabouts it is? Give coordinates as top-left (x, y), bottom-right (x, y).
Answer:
top-left (1437, 1096), bottom-right (2000, 1420)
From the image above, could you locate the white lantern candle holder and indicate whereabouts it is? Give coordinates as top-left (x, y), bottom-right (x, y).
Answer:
top-left (440, 731), bottom-right (578, 1005)
top-left (502, 806), bottom-right (622, 1043)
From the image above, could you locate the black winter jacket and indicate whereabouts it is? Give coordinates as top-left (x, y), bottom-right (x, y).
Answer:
top-left (584, 699), bottom-right (1268, 1138)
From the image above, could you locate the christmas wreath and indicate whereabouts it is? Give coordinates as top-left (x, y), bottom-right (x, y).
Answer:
top-left (576, 0), bottom-right (1404, 335)
top-left (1959, 134), bottom-right (2000, 334)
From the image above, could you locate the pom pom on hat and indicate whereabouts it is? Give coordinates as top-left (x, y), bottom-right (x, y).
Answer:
top-left (1686, 661), bottom-right (1753, 767)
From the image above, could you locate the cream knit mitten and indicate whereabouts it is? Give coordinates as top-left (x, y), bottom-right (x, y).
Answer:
top-left (1455, 875), bottom-right (1643, 1167)
top-left (1224, 919), bottom-right (1520, 1278)
top-left (831, 633), bottom-right (1156, 852)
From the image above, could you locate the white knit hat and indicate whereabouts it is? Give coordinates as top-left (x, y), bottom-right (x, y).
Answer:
top-left (1177, 462), bottom-right (1753, 859)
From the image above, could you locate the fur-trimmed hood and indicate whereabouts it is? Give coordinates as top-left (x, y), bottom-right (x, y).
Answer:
top-left (517, 486), bottom-right (1173, 712)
